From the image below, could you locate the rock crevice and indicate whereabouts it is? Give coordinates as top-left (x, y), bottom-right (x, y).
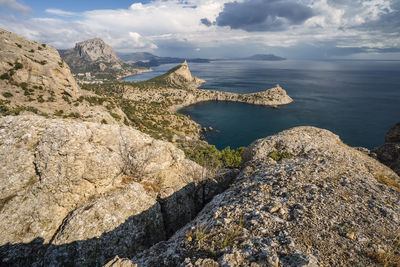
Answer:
top-left (0, 115), bottom-right (236, 266)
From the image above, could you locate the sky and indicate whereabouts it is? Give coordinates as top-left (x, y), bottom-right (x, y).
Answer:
top-left (0, 0), bottom-right (399, 59)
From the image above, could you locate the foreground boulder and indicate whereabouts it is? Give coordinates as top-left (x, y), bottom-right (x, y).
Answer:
top-left (127, 127), bottom-right (400, 266)
top-left (0, 115), bottom-right (233, 266)
top-left (374, 121), bottom-right (400, 176)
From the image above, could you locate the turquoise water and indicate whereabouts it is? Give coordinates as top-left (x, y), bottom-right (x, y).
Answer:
top-left (125, 60), bottom-right (400, 150)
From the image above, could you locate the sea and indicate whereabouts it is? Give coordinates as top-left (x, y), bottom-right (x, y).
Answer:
top-left (123, 60), bottom-right (400, 150)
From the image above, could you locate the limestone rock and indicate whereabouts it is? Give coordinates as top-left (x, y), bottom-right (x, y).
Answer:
top-left (129, 126), bottom-right (400, 266)
top-left (0, 28), bottom-right (80, 98)
top-left (374, 121), bottom-right (400, 176)
top-left (105, 256), bottom-right (136, 267)
top-left (0, 115), bottom-right (210, 266)
top-left (59, 38), bottom-right (145, 79)
top-left (165, 60), bottom-right (205, 88)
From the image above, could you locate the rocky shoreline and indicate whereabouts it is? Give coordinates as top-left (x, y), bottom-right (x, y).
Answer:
top-left (121, 61), bottom-right (294, 112)
top-left (171, 84), bottom-right (294, 112)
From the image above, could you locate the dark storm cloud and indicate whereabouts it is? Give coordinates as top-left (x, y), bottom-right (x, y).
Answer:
top-left (213, 0), bottom-right (314, 32)
top-left (201, 18), bottom-right (212, 27)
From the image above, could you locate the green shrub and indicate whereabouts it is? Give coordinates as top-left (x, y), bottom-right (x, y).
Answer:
top-left (14, 62), bottom-right (23, 70)
top-left (2, 92), bottom-right (13, 98)
top-left (101, 119), bottom-right (108, 124)
top-left (109, 112), bottom-right (121, 121)
top-left (220, 146), bottom-right (245, 168)
top-left (62, 95), bottom-right (71, 103)
top-left (65, 112), bottom-right (80, 118)
top-left (37, 95), bottom-right (45, 103)
top-left (54, 110), bottom-right (64, 116)
top-left (0, 73), bottom-right (9, 80)
top-left (183, 143), bottom-right (244, 169)
top-left (269, 150), bottom-right (293, 161)
top-left (39, 60), bottom-right (47, 65)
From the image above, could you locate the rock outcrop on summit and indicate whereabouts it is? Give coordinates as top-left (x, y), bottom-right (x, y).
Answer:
top-left (59, 38), bottom-right (146, 79)
top-left (125, 127), bottom-right (400, 266)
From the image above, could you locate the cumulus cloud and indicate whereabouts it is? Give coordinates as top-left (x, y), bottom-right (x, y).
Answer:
top-left (214, 0), bottom-right (315, 32)
top-left (0, 0), bottom-right (399, 59)
top-left (0, 0), bottom-right (31, 13)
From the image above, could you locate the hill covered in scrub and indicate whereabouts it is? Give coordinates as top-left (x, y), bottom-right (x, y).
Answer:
top-left (0, 28), bottom-right (399, 267)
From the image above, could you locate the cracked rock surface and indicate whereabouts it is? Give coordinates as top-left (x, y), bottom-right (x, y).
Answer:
top-left (0, 115), bottom-right (218, 266)
top-left (127, 127), bottom-right (400, 266)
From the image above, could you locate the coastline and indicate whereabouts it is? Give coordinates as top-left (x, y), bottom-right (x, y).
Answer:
top-left (117, 67), bottom-right (153, 80)
top-left (169, 85), bottom-right (294, 112)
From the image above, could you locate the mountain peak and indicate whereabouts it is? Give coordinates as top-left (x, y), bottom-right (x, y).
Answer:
top-left (59, 37), bottom-right (144, 79)
top-left (73, 38), bottom-right (120, 63)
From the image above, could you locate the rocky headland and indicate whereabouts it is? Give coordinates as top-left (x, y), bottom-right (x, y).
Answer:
top-left (121, 60), bottom-right (294, 112)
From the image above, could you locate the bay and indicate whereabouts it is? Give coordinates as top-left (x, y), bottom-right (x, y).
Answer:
top-left (125, 60), bottom-right (400, 150)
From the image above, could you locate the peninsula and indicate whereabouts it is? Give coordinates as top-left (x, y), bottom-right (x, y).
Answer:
top-left (120, 60), bottom-right (294, 112)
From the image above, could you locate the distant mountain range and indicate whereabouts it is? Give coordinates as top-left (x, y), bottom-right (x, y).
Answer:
top-left (118, 52), bottom-right (285, 68)
top-left (213, 54), bottom-right (286, 61)
top-left (117, 52), bottom-right (209, 68)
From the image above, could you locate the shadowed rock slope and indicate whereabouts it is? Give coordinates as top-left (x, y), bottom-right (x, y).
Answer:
top-left (120, 127), bottom-right (400, 266)
top-left (375, 121), bottom-right (400, 177)
top-left (0, 115), bottom-right (236, 266)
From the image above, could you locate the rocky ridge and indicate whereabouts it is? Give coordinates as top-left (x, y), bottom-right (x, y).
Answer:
top-left (0, 115), bottom-right (235, 266)
top-left (0, 29), bottom-right (80, 99)
top-left (124, 127), bottom-right (400, 266)
top-left (0, 29), bottom-right (132, 126)
top-left (59, 38), bottom-right (147, 79)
